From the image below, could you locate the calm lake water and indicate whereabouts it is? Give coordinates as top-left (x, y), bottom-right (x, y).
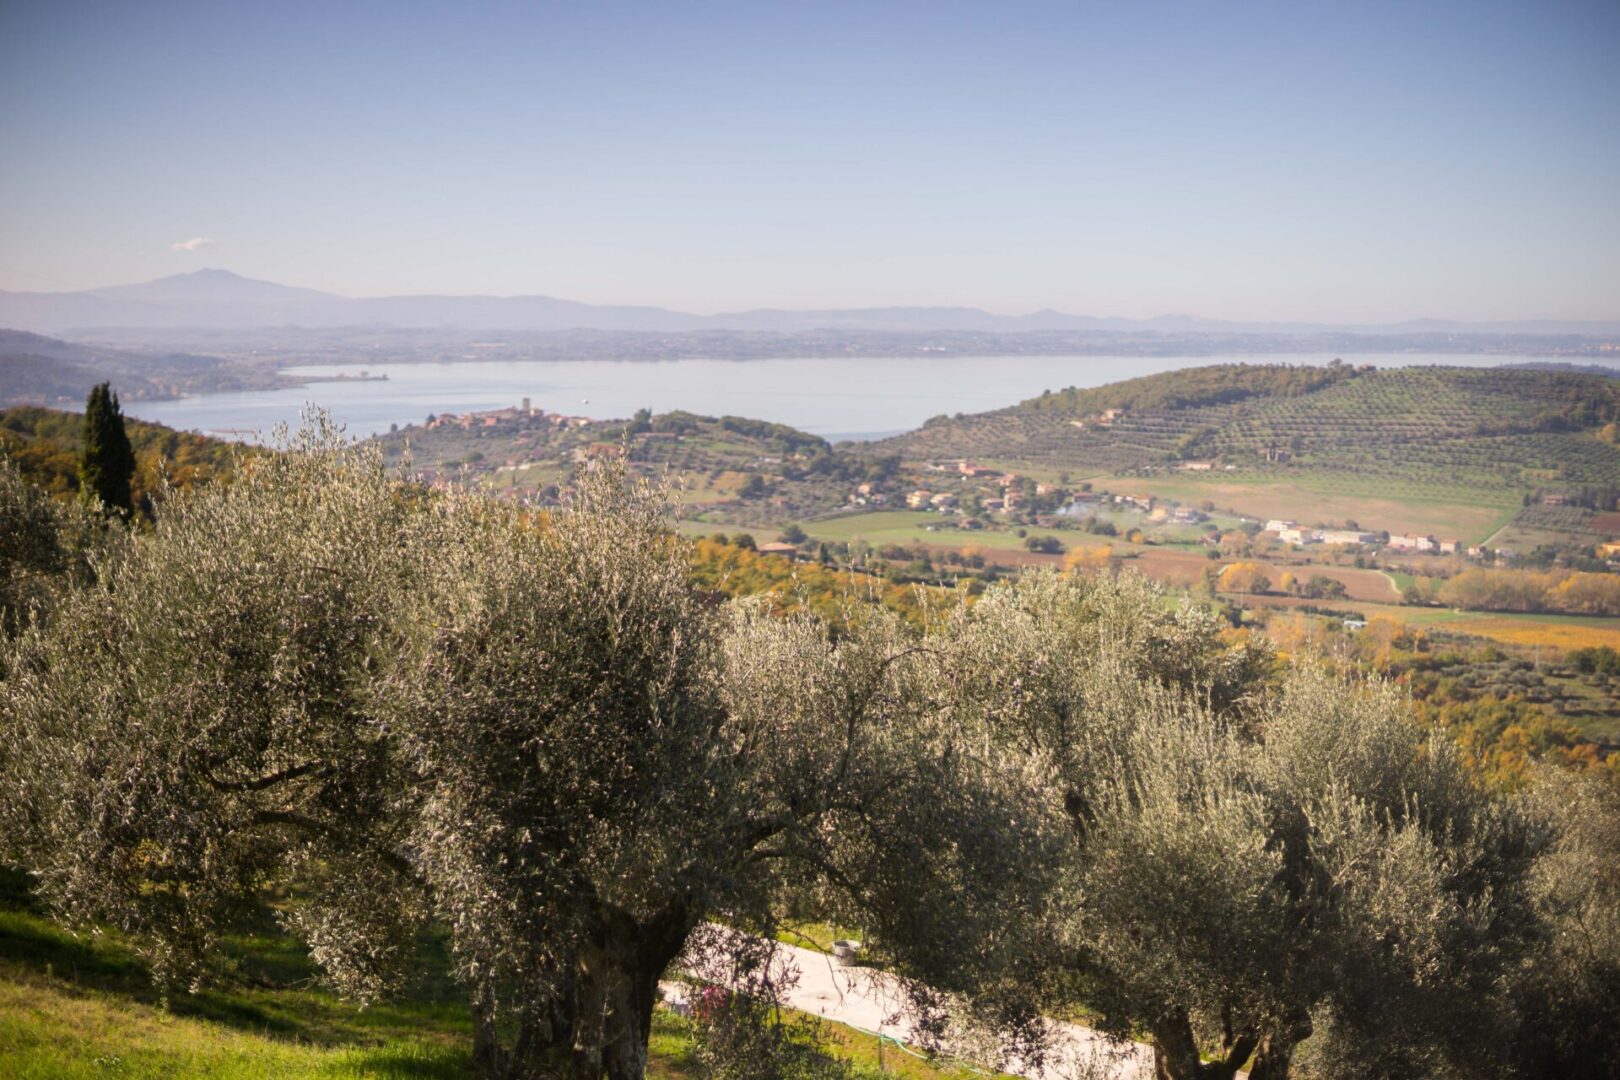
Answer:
top-left (122, 353), bottom-right (1530, 443)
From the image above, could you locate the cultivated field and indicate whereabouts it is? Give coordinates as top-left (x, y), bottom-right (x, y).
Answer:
top-left (1082, 475), bottom-right (1516, 542)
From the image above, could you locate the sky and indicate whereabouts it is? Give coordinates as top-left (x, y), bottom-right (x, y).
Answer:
top-left (1, 0), bottom-right (1617, 322)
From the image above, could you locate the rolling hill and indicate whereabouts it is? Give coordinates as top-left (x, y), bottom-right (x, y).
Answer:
top-left (0, 330), bottom-right (176, 405)
top-left (0, 327), bottom-right (292, 409)
top-left (877, 364), bottom-right (1620, 540)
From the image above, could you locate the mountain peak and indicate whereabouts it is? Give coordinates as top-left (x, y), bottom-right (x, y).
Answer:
top-left (89, 268), bottom-right (340, 305)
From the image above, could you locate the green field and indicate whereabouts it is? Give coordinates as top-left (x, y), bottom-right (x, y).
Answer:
top-left (1081, 473), bottom-right (1518, 543)
top-left (795, 510), bottom-right (1084, 553)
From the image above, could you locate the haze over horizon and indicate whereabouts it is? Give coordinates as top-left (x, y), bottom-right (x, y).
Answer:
top-left (2, 1), bottom-right (1617, 323)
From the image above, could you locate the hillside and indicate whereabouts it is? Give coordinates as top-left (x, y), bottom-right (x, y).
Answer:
top-left (0, 330), bottom-right (174, 406)
top-left (0, 407), bottom-right (243, 514)
top-left (371, 405), bottom-right (899, 527)
top-left (880, 365), bottom-right (1620, 539)
top-left (0, 327), bottom-right (284, 408)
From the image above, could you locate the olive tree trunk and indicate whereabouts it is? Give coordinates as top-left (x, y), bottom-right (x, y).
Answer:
top-left (1149, 1009), bottom-right (1305, 1080)
top-left (1150, 1010), bottom-right (1256, 1080)
top-left (468, 904), bottom-right (695, 1080)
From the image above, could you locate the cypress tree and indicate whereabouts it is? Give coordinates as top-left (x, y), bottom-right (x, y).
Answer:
top-left (79, 382), bottom-right (135, 519)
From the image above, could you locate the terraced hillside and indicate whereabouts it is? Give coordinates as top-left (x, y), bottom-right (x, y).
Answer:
top-left (880, 365), bottom-right (1620, 534)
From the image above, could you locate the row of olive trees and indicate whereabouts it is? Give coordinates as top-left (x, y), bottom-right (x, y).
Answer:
top-left (2, 421), bottom-right (1617, 1079)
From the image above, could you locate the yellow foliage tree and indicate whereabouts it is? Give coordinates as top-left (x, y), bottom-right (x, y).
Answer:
top-left (1064, 544), bottom-right (1116, 576)
top-left (1218, 561), bottom-right (1271, 596)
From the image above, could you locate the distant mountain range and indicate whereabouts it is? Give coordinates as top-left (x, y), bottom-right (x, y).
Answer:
top-left (3, 269), bottom-right (1617, 336)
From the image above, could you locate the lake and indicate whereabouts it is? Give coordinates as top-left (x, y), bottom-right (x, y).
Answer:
top-left (121, 353), bottom-right (1532, 443)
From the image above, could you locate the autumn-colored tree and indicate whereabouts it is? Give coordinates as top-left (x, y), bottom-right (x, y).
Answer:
top-left (1218, 561), bottom-right (1271, 596)
top-left (1063, 543), bottom-right (1116, 576)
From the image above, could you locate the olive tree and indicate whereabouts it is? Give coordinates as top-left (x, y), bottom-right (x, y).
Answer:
top-left (380, 468), bottom-right (1068, 1077)
top-left (1, 420), bottom-right (422, 987)
top-left (373, 466), bottom-right (739, 1077)
top-left (929, 571), bottom-right (1547, 1080)
top-left (0, 455), bottom-right (103, 641)
top-left (2, 421), bottom-right (1053, 1079)
top-left (1497, 768), bottom-right (1620, 1079)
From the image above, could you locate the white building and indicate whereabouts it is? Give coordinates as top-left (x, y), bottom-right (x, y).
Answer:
top-left (1319, 529), bottom-right (1378, 545)
top-left (1388, 533), bottom-right (1438, 553)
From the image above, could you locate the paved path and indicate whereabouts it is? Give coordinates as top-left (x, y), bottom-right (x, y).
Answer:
top-left (665, 936), bottom-right (1157, 1080)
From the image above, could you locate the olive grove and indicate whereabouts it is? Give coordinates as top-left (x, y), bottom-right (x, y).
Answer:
top-left (2, 422), bottom-right (1618, 1079)
top-left (0, 424), bottom-right (1051, 1078)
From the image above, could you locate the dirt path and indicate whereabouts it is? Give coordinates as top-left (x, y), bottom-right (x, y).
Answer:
top-left (667, 937), bottom-right (1158, 1079)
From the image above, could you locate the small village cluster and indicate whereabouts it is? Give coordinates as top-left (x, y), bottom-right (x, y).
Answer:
top-left (424, 398), bottom-right (594, 432)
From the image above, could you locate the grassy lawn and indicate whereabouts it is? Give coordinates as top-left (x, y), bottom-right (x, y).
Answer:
top-left (0, 969), bottom-right (468, 1080)
top-left (0, 872), bottom-right (473, 1080)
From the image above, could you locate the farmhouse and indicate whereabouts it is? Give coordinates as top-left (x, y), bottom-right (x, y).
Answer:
top-left (572, 442), bottom-right (626, 462)
top-left (1278, 528), bottom-right (1315, 545)
top-left (1388, 533), bottom-right (1439, 553)
top-left (1265, 519), bottom-right (1297, 533)
top-left (1178, 460), bottom-right (1215, 471)
top-left (906, 490), bottom-right (933, 509)
top-left (1319, 529), bottom-right (1378, 545)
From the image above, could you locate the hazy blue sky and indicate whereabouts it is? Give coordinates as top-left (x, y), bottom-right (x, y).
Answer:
top-left (2, 1), bottom-right (1616, 321)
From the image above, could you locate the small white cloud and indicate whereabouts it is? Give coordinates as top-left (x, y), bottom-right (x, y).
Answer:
top-left (171, 236), bottom-right (216, 252)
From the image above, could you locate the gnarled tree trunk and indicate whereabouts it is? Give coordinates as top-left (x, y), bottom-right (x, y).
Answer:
top-left (1247, 1032), bottom-right (1295, 1080)
top-left (1150, 1009), bottom-right (1256, 1080)
top-left (1150, 1008), bottom-right (1306, 1080)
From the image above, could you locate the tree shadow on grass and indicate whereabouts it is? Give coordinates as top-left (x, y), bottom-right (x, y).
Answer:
top-left (0, 865), bottom-right (471, 1057)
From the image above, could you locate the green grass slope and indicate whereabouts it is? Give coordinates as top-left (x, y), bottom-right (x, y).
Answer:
top-left (0, 871), bottom-right (997, 1080)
